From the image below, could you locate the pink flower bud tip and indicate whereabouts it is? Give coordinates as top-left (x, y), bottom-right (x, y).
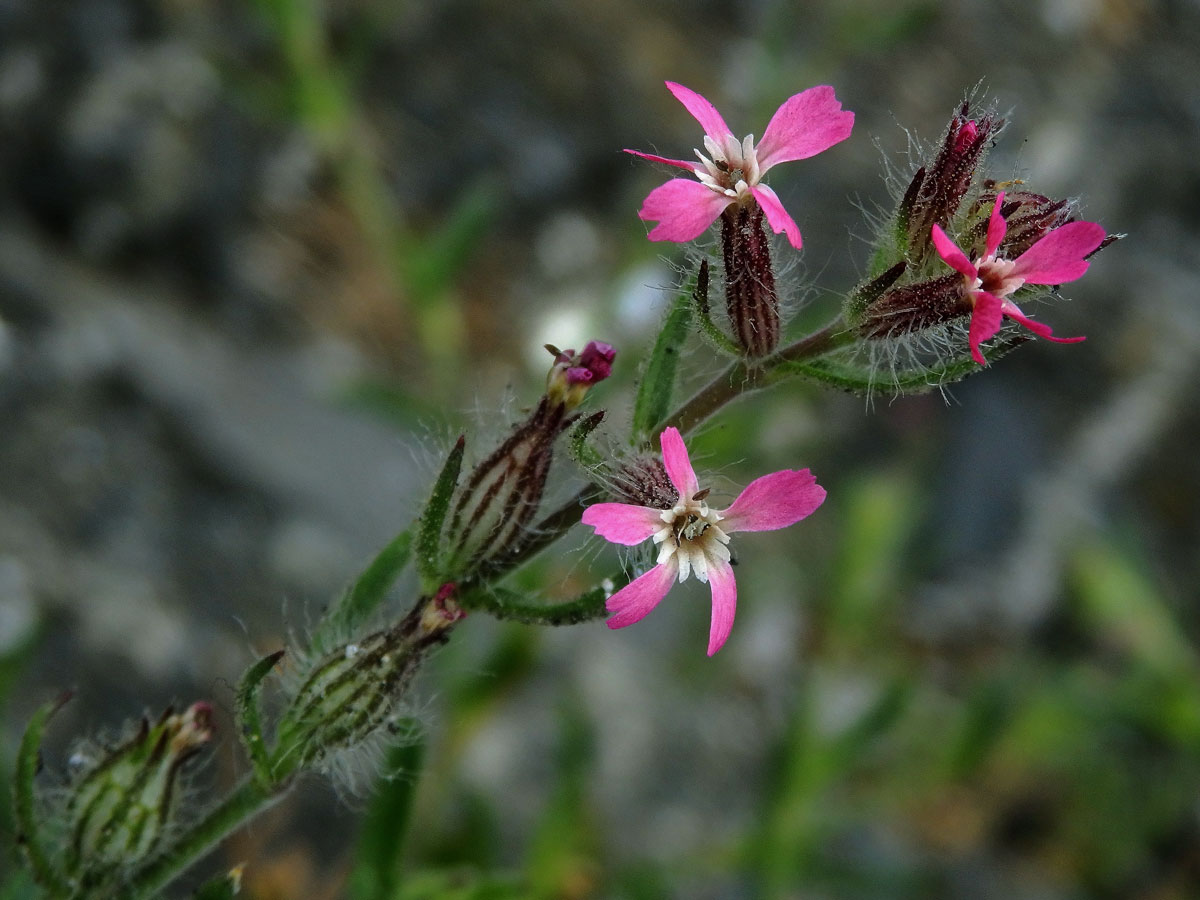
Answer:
top-left (953, 120), bottom-right (979, 154)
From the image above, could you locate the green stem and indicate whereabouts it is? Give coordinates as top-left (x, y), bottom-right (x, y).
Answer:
top-left (461, 577), bottom-right (625, 625)
top-left (126, 777), bottom-right (283, 900)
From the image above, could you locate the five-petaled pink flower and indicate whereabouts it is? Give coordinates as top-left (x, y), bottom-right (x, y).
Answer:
top-left (626, 81), bottom-right (855, 250)
top-left (581, 428), bottom-right (826, 656)
top-left (932, 191), bottom-right (1106, 365)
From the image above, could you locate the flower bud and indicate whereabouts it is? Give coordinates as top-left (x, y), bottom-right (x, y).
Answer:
top-left (721, 203), bottom-right (780, 357)
top-left (444, 341), bottom-right (615, 573)
top-left (65, 702), bottom-right (214, 888)
top-left (419, 581), bottom-right (466, 633)
top-left (276, 596), bottom-right (455, 772)
top-left (857, 272), bottom-right (971, 339)
top-left (546, 341), bottom-right (616, 410)
top-left (898, 102), bottom-right (1001, 261)
top-left (972, 183), bottom-right (1072, 259)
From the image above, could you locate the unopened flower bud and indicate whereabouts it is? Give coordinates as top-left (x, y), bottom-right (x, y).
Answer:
top-left (972, 183), bottom-right (1072, 259)
top-left (898, 102), bottom-right (1001, 261)
top-left (721, 203), bottom-right (780, 357)
top-left (546, 340), bottom-right (616, 410)
top-left (65, 702), bottom-right (214, 888)
top-left (277, 600), bottom-right (454, 772)
top-left (444, 341), bottom-right (615, 573)
top-left (858, 273), bottom-right (970, 339)
top-left (420, 582), bottom-right (466, 634)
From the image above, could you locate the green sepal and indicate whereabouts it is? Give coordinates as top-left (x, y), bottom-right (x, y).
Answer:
top-left (416, 435), bottom-right (466, 586)
top-left (690, 259), bottom-right (741, 355)
top-left (566, 410), bottom-right (606, 469)
top-left (235, 649), bottom-right (286, 786)
top-left (632, 282), bottom-right (693, 442)
top-left (315, 529), bottom-right (414, 651)
top-left (14, 693), bottom-right (72, 894)
top-left (843, 259), bottom-right (907, 325)
top-left (461, 574), bottom-right (628, 626)
top-left (192, 865), bottom-right (245, 900)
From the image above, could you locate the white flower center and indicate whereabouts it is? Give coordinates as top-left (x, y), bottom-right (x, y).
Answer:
top-left (652, 493), bottom-right (731, 584)
top-left (972, 255), bottom-right (1025, 300)
top-left (693, 133), bottom-right (762, 203)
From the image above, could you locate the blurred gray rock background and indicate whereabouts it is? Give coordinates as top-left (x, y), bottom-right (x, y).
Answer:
top-left (2, 0), bottom-right (1199, 897)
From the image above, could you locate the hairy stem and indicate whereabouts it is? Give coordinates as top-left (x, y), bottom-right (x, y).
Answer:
top-left (127, 777), bottom-right (283, 900)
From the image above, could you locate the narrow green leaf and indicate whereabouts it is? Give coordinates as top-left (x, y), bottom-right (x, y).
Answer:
top-left (316, 530), bottom-right (414, 650)
top-left (14, 693), bottom-right (72, 894)
top-left (566, 411), bottom-right (606, 469)
top-left (417, 436), bottom-right (466, 585)
top-left (632, 285), bottom-right (693, 441)
top-left (461, 576), bottom-right (627, 626)
top-left (347, 728), bottom-right (425, 900)
top-left (829, 677), bottom-right (911, 763)
top-left (236, 650), bottom-right (286, 786)
top-left (400, 181), bottom-right (499, 312)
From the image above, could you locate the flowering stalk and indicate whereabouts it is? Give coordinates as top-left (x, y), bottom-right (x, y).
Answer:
top-left (13, 79), bottom-right (1116, 899)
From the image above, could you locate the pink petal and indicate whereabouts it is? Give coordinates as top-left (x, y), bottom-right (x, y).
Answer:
top-left (756, 85), bottom-right (855, 172)
top-left (623, 148), bottom-right (702, 174)
top-left (986, 191), bottom-right (1007, 259)
top-left (749, 184), bottom-right (803, 250)
top-left (1012, 221), bottom-right (1107, 285)
top-left (659, 427), bottom-right (699, 499)
top-left (931, 224), bottom-right (977, 280)
top-left (665, 81), bottom-right (733, 142)
top-left (581, 502), bottom-right (664, 546)
top-left (706, 559), bottom-right (738, 656)
top-left (1001, 301), bottom-right (1086, 344)
top-left (639, 179), bottom-right (732, 244)
top-left (606, 561), bottom-right (677, 630)
top-left (968, 291), bottom-right (1005, 365)
top-left (719, 469), bottom-right (826, 533)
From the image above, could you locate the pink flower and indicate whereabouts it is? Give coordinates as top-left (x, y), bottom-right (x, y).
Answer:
top-left (626, 82), bottom-right (854, 250)
top-left (581, 428), bottom-right (826, 656)
top-left (932, 191), bottom-right (1106, 365)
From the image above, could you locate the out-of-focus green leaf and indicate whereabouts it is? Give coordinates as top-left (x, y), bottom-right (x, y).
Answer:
top-left (1071, 540), bottom-right (1198, 678)
top-left (827, 471), bottom-right (919, 654)
top-left (399, 182), bottom-right (499, 312)
top-left (525, 699), bottom-right (597, 898)
top-left (348, 727), bottom-right (426, 900)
